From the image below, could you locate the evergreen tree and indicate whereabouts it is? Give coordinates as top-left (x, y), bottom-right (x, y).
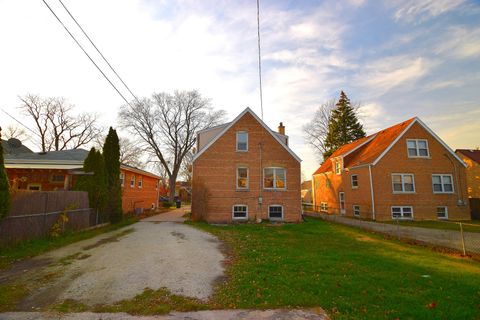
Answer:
top-left (323, 91), bottom-right (366, 159)
top-left (0, 127), bottom-right (11, 219)
top-left (103, 127), bottom-right (122, 223)
top-left (75, 148), bottom-right (107, 216)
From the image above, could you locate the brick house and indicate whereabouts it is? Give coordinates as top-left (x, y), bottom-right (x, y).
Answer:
top-left (312, 117), bottom-right (470, 221)
top-left (455, 149), bottom-right (480, 199)
top-left (4, 148), bottom-right (161, 213)
top-left (192, 108), bottom-right (302, 223)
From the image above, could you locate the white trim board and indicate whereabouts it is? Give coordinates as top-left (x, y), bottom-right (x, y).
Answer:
top-left (192, 107), bottom-right (301, 163)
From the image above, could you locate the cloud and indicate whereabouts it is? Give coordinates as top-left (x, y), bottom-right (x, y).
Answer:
top-left (434, 26), bottom-right (480, 59)
top-left (391, 0), bottom-right (464, 23)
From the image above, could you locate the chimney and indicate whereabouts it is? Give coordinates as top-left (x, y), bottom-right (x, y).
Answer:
top-left (278, 122), bottom-right (285, 135)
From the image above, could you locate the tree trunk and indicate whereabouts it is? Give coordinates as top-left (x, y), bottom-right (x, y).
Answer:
top-left (168, 174), bottom-right (177, 203)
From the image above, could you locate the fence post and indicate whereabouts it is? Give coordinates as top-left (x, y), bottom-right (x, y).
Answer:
top-left (43, 193), bottom-right (48, 236)
top-left (459, 222), bottom-right (466, 256)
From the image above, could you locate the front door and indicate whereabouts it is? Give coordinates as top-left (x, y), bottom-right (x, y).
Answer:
top-left (339, 192), bottom-right (345, 215)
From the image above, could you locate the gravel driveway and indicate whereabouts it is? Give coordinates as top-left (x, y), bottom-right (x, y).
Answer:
top-left (3, 213), bottom-right (225, 309)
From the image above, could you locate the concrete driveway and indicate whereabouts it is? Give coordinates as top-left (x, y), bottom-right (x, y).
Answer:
top-left (1, 209), bottom-right (224, 309)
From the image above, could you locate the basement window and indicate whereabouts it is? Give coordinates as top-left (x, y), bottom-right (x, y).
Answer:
top-left (268, 205), bottom-right (284, 221)
top-left (320, 202), bottom-right (328, 212)
top-left (436, 206), bottom-right (448, 219)
top-left (353, 205), bottom-right (360, 217)
top-left (391, 206), bottom-right (413, 220)
top-left (232, 205), bottom-right (248, 220)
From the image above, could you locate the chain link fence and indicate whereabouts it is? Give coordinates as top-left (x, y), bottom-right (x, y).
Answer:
top-left (302, 203), bottom-right (480, 257)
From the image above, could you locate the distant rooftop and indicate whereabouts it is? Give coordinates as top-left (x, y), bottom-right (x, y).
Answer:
top-left (1, 138), bottom-right (33, 155)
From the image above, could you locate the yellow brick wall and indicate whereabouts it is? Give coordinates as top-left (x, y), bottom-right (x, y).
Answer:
top-left (456, 152), bottom-right (480, 199)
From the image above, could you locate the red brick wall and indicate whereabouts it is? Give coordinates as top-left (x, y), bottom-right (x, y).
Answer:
top-left (192, 112), bottom-right (301, 223)
top-left (313, 122), bottom-right (470, 221)
top-left (6, 168), bottom-right (73, 191)
top-left (120, 169), bottom-right (159, 213)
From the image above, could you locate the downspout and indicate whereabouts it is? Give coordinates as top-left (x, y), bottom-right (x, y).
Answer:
top-left (368, 164), bottom-right (376, 220)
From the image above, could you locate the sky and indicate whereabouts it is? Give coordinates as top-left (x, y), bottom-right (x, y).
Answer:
top-left (0, 0), bottom-right (479, 178)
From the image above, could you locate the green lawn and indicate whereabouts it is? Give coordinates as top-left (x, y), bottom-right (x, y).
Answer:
top-left (0, 217), bottom-right (138, 271)
top-left (385, 219), bottom-right (480, 233)
top-left (193, 218), bottom-right (480, 320)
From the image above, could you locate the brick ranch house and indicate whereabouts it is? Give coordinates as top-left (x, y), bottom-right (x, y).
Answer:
top-left (312, 117), bottom-right (470, 221)
top-left (4, 147), bottom-right (161, 213)
top-left (192, 107), bottom-right (302, 223)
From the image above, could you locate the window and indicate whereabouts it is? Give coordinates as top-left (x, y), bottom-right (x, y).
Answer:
top-left (335, 161), bottom-right (341, 175)
top-left (236, 132), bottom-right (248, 151)
top-left (232, 205), bottom-right (248, 220)
top-left (264, 167), bottom-right (286, 190)
top-left (407, 139), bottom-right (429, 157)
top-left (268, 205), bottom-right (283, 220)
top-left (120, 173), bottom-right (125, 187)
top-left (138, 176), bottom-right (143, 188)
top-left (237, 167), bottom-right (249, 189)
top-left (320, 202), bottom-right (328, 212)
top-left (392, 174), bottom-right (415, 193)
top-left (339, 192), bottom-right (345, 214)
top-left (27, 184), bottom-right (41, 191)
top-left (353, 205), bottom-right (360, 216)
top-left (351, 175), bottom-right (358, 188)
top-left (51, 174), bottom-right (65, 183)
top-left (437, 206), bottom-right (448, 219)
top-left (130, 175), bottom-right (135, 188)
top-left (391, 206), bottom-right (413, 219)
top-left (432, 174), bottom-right (454, 193)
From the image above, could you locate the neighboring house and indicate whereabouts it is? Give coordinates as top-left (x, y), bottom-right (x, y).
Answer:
top-left (4, 149), bottom-right (160, 213)
top-left (455, 149), bottom-right (480, 199)
top-left (301, 180), bottom-right (312, 203)
top-left (175, 181), bottom-right (191, 202)
top-left (192, 108), bottom-right (302, 223)
top-left (312, 117), bottom-right (470, 221)
top-left (1, 138), bottom-right (33, 155)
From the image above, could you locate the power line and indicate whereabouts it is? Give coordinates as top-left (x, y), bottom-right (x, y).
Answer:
top-left (40, 0), bottom-right (135, 108)
top-left (256, 0), bottom-right (264, 120)
top-left (57, 0), bottom-right (140, 104)
top-left (1, 108), bottom-right (43, 140)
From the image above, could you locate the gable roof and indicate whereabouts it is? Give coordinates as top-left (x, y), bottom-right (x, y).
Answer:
top-left (456, 149), bottom-right (480, 164)
top-left (313, 117), bottom-right (465, 175)
top-left (193, 107), bottom-right (301, 162)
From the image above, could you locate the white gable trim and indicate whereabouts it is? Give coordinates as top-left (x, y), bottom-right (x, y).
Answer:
top-left (193, 107), bottom-right (301, 162)
top-left (372, 117), bottom-right (466, 167)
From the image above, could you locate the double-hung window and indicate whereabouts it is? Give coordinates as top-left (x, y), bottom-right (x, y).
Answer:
top-left (391, 206), bottom-right (413, 219)
top-left (232, 205), bottom-right (248, 220)
top-left (392, 174), bottom-right (415, 193)
top-left (432, 174), bottom-right (454, 193)
top-left (335, 161), bottom-right (341, 175)
top-left (351, 175), bottom-right (358, 188)
top-left (437, 206), bottom-right (448, 219)
top-left (120, 173), bottom-right (125, 187)
top-left (130, 175), bottom-right (135, 188)
top-left (236, 132), bottom-right (248, 151)
top-left (264, 167), bottom-right (286, 190)
top-left (138, 176), bottom-right (143, 188)
top-left (407, 139), bottom-right (429, 157)
top-left (237, 167), bottom-right (249, 189)
top-left (268, 205), bottom-right (283, 220)
top-left (353, 205), bottom-right (360, 216)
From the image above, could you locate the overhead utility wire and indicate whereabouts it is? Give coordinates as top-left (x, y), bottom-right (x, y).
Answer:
top-left (1, 108), bottom-right (43, 140)
top-left (256, 0), bottom-right (264, 120)
top-left (57, 0), bottom-right (140, 103)
top-left (40, 0), bottom-right (135, 108)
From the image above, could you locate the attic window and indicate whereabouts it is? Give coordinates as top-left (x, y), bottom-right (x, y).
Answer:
top-left (407, 139), bottom-right (429, 158)
top-left (236, 132), bottom-right (248, 151)
top-left (335, 161), bottom-right (341, 175)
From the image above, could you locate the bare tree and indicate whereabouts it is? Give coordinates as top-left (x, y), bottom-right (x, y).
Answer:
top-left (180, 148), bottom-right (194, 183)
top-left (3, 125), bottom-right (29, 142)
top-left (119, 137), bottom-right (144, 168)
top-left (119, 90), bottom-right (226, 202)
top-left (303, 99), bottom-right (336, 162)
top-left (19, 94), bottom-right (102, 152)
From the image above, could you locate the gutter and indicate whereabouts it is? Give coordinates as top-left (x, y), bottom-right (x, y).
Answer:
top-left (368, 164), bottom-right (376, 220)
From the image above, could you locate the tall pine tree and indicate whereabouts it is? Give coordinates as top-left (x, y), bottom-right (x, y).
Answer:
top-left (75, 148), bottom-right (108, 216)
top-left (0, 127), bottom-right (11, 219)
top-left (103, 127), bottom-right (122, 223)
top-left (323, 91), bottom-right (366, 159)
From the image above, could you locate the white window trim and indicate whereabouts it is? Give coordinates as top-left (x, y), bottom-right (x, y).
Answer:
top-left (432, 174), bottom-right (454, 194)
top-left (436, 206), bottom-right (448, 220)
top-left (120, 172), bottom-right (125, 187)
top-left (138, 176), bottom-right (143, 189)
top-left (130, 175), bottom-right (135, 188)
top-left (406, 139), bottom-right (430, 158)
top-left (339, 192), bottom-right (346, 215)
top-left (391, 206), bottom-right (414, 220)
top-left (351, 175), bottom-right (358, 189)
top-left (236, 167), bottom-right (249, 190)
top-left (268, 204), bottom-right (284, 221)
top-left (232, 204), bottom-right (248, 220)
top-left (335, 161), bottom-right (341, 175)
top-left (263, 167), bottom-right (287, 190)
top-left (236, 131), bottom-right (248, 152)
top-left (353, 205), bottom-right (360, 217)
top-left (392, 173), bottom-right (416, 194)
top-left (320, 202), bottom-right (328, 212)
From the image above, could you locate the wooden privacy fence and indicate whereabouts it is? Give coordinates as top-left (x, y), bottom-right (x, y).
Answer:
top-left (0, 191), bottom-right (97, 246)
